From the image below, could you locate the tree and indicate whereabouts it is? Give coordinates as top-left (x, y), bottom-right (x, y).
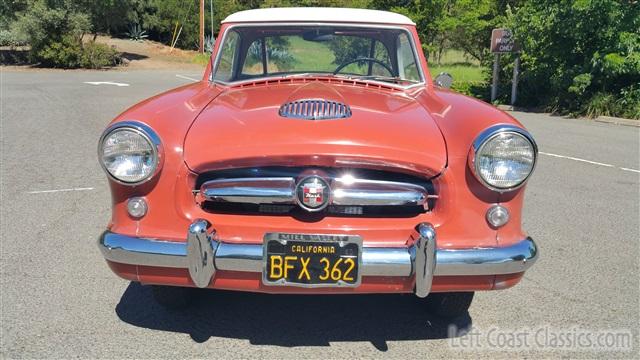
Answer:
top-left (504, 0), bottom-right (639, 116)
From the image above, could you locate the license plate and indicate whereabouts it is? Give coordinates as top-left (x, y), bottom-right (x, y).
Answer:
top-left (263, 233), bottom-right (362, 287)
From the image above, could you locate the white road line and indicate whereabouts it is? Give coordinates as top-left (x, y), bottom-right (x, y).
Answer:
top-left (540, 151), bottom-right (639, 173)
top-left (83, 81), bottom-right (130, 87)
top-left (539, 152), bottom-right (615, 167)
top-left (26, 187), bottom-right (95, 194)
top-left (176, 74), bottom-right (200, 82)
top-left (620, 167), bottom-right (640, 174)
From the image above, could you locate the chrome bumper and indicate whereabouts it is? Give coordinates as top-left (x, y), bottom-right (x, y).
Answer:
top-left (98, 220), bottom-right (538, 297)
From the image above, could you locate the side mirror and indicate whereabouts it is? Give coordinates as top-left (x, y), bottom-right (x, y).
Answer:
top-left (434, 72), bottom-right (453, 88)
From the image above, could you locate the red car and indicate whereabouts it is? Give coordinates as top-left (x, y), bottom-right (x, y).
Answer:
top-left (98, 7), bottom-right (538, 318)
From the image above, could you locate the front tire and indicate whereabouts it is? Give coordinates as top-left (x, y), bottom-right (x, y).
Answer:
top-left (151, 285), bottom-right (194, 310)
top-left (425, 292), bottom-right (474, 319)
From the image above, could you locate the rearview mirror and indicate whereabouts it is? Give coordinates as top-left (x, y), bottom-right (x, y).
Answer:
top-left (302, 30), bottom-right (335, 42)
top-left (434, 72), bottom-right (453, 89)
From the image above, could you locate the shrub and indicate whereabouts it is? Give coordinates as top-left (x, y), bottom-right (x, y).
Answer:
top-left (500, 0), bottom-right (640, 118)
top-left (0, 29), bottom-right (28, 47)
top-left (37, 36), bottom-right (83, 67)
top-left (617, 85), bottom-right (640, 120)
top-left (583, 93), bottom-right (619, 118)
top-left (30, 36), bottom-right (120, 69)
top-left (80, 41), bottom-right (120, 68)
top-left (11, 1), bottom-right (120, 68)
top-left (124, 23), bottom-right (148, 42)
top-left (451, 80), bottom-right (489, 100)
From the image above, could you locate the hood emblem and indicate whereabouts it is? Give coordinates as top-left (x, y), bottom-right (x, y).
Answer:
top-left (279, 99), bottom-right (351, 120)
top-left (296, 176), bottom-right (331, 211)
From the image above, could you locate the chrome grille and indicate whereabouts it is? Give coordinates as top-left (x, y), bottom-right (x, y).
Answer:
top-left (195, 167), bottom-right (437, 217)
top-left (279, 99), bottom-right (351, 120)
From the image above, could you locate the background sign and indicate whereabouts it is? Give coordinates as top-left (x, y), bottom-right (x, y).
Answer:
top-left (491, 29), bottom-right (520, 53)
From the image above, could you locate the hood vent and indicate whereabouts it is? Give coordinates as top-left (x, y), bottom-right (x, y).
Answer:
top-left (279, 99), bottom-right (351, 120)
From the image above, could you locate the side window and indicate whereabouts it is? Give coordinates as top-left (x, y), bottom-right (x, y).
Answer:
top-left (242, 39), bottom-right (264, 76)
top-left (397, 33), bottom-right (421, 81)
top-left (214, 31), bottom-right (239, 82)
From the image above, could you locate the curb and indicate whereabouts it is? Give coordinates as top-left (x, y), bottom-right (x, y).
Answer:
top-left (496, 105), bottom-right (544, 112)
top-left (496, 105), bottom-right (639, 127)
top-left (594, 116), bottom-right (640, 128)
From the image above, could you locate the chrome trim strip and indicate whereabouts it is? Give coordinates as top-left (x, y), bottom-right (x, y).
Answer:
top-left (201, 177), bottom-right (296, 204)
top-left (435, 237), bottom-right (538, 276)
top-left (99, 232), bottom-right (187, 268)
top-left (332, 178), bottom-right (428, 207)
top-left (360, 247), bottom-right (412, 276)
top-left (199, 177), bottom-right (428, 208)
top-left (215, 243), bottom-right (263, 272)
top-left (99, 231), bottom-right (538, 279)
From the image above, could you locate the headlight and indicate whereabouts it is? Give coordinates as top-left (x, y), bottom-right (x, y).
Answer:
top-left (99, 121), bottom-right (162, 185)
top-left (470, 125), bottom-right (537, 191)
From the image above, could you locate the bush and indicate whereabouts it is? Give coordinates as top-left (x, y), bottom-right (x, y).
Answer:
top-left (37, 37), bottom-right (119, 68)
top-left (501, 0), bottom-right (640, 118)
top-left (450, 80), bottom-right (489, 100)
top-left (80, 41), bottom-right (120, 68)
top-left (37, 36), bottom-right (83, 67)
top-left (583, 93), bottom-right (619, 118)
top-left (11, 0), bottom-right (120, 68)
top-left (0, 29), bottom-right (28, 47)
top-left (617, 85), bottom-right (640, 120)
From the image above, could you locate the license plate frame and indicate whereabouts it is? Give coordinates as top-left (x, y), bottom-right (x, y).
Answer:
top-left (262, 233), bottom-right (363, 288)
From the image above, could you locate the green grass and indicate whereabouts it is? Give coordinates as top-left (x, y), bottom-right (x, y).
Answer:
top-left (427, 49), bottom-right (486, 92)
top-left (428, 49), bottom-right (485, 82)
top-left (431, 49), bottom-right (480, 66)
top-left (286, 36), bottom-right (335, 71)
top-left (429, 64), bottom-right (486, 83)
top-left (192, 53), bottom-right (210, 65)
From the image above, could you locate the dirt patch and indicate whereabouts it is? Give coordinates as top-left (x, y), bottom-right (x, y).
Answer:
top-left (95, 36), bottom-right (207, 70)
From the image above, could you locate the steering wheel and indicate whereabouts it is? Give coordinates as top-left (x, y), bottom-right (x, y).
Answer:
top-left (333, 57), bottom-right (395, 76)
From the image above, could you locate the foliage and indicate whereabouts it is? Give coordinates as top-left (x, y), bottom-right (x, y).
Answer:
top-left (204, 34), bottom-right (215, 53)
top-left (3, 0), bottom-right (639, 118)
top-left (33, 36), bottom-right (120, 68)
top-left (13, 0), bottom-right (90, 59)
top-left (244, 36), bottom-right (296, 71)
top-left (370, 0), bottom-right (515, 64)
top-left (0, 0), bottom-right (28, 29)
top-left (0, 29), bottom-right (29, 47)
top-left (76, 0), bottom-right (132, 35)
top-left (124, 23), bottom-right (149, 41)
top-left (327, 36), bottom-right (371, 65)
top-left (192, 52), bottom-right (211, 65)
top-left (80, 41), bottom-right (120, 68)
top-left (499, 0), bottom-right (640, 118)
top-left (11, 0), bottom-right (119, 68)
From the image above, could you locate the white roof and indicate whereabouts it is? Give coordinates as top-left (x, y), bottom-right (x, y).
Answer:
top-left (222, 7), bottom-right (415, 26)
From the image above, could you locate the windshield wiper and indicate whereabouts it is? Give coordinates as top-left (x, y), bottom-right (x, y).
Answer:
top-left (349, 75), bottom-right (420, 84)
top-left (279, 72), bottom-right (338, 79)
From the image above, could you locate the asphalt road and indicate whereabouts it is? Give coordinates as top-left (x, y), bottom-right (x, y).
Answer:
top-left (1, 69), bottom-right (639, 358)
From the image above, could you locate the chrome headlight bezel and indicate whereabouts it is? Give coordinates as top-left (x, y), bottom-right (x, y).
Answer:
top-left (469, 124), bottom-right (538, 192)
top-left (98, 121), bottom-right (163, 185)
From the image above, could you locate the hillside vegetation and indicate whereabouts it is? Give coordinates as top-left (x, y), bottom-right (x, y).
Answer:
top-left (1, 0), bottom-right (638, 118)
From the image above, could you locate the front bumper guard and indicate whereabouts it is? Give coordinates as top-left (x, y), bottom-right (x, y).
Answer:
top-left (98, 219), bottom-right (538, 297)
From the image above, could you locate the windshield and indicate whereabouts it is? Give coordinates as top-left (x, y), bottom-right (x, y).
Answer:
top-left (213, 25), bottom-right (423, 86)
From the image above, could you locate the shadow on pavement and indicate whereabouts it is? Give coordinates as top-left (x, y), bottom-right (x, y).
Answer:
top-left (115, 282), bottom-right (472, 350)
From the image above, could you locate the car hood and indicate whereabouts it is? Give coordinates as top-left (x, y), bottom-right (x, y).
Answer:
top-left (183, 81), bottom-right (447, 177)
